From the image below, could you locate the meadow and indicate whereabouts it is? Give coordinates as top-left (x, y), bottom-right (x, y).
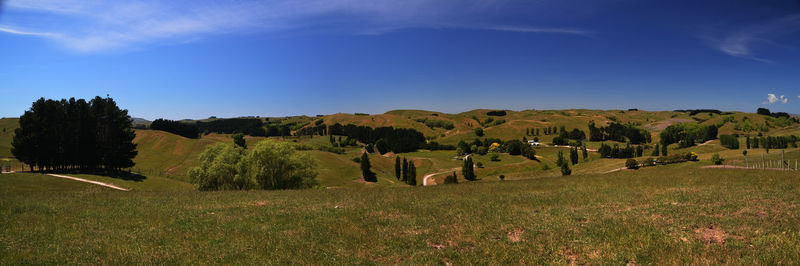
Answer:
top-left (2, 165), bottom-right (799, 264)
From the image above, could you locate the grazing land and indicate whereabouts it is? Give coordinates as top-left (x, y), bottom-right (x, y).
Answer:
top-left (2, 166), bottom-right (799, 264)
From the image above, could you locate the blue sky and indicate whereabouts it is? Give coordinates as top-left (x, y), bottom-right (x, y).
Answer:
top-left (1, 0), bottom-right (799, 120)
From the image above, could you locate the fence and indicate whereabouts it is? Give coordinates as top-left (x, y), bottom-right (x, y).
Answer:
top-left (721, 150), bottom-right (799, 171)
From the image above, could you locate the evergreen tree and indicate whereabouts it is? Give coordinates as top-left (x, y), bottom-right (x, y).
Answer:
top-left (570, 147), bottom-right (579, 165)
top-left (746, 136), bottom-right (751, 149)
top-left (395, 157), bottom-right (401, 179)
top-left (402, 158), bottom-right (409, 181)
top-left (652, 143), bottom-right (660, 156)
top-left (361, 152), bottom-right (376, 182)
top-left (582, 145), bottom-right (588, 160)
top-left (462, 156), bottom-right (476, 181)
top-left (635, 145), bottom-right (643, 157)
top-left (408, 163), bottom-right (417, 186)
top-left (556, 150), bottom-right (566, 167)
top-left (661, 143), bottom-right (668, 156)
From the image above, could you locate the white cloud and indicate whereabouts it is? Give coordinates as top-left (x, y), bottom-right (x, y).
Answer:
top-left (763, 93), bottom-right (788, 105)
top-left (707, 15), bottom-right (800, 63)
top-left (0, 0), bottom-right (591, 53)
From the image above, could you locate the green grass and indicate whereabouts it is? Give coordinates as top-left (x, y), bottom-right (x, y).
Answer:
top-left (0, 118), bottom-right (19, 158)
top-left (2, 167), bottom-right (800, 264)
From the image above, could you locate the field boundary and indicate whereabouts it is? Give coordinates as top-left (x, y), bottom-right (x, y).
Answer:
top-left (46, 174), bottom-right (130, 191)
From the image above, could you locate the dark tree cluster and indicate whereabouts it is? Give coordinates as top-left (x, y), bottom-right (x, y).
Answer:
top-left (328, 123), bottom-right (426, 154)
top-left (150, 118), bottom-right (200, 138)
top-left (598, 143), bottom-right (636, 159)
top-left (504, 140), bottom-right (536, 160)
top-left (749, 135), bottom-right (798, 150)
top-left (196, 118), bottom-right (267, 136)
top-left (416, 118), bottom-right (454, 130)
top-left (757, 108), bottom-right (796, 121)
top-left (395, 157), bottom-right (416, 185)
top-left (719, 134), bottom-right (740, 149)
top-left (486, 110), bottom-right (507, 116)
top-left (588, 121), bottom-right (651, 144)
top-left (552, 125), bottom-right (587, 145)
top-left (659, 123), bottom-right (717, 148)
top-left (673, 109), bottom-right (722, 116)
top-left (473, 116), bottom-right (506, 127)
top-left (12, 97), bottom-right (137, 172)
top-left (296, 123), bottom-right (327, 136)
top-left (457, 138), bottom-right (503, 155)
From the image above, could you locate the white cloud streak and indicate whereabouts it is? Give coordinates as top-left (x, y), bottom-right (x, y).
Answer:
top-left (709, 15), bottom-right (800, 63)
top-left (0, 0), bottom-right (591, 53)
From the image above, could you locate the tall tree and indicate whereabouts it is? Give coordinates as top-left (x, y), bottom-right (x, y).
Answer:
top-left (407, 162), bottom-right (417, 186)
top-left (395, 157), bottom-right (401, 179)
top-left (232, 133), bottom-right (247, 149)
top-left (402, 157), bottom-right (409, 182)
top-left (570, 147), bottom-right (579, 165)
top-left (361, 152), bottom-right (376, 182)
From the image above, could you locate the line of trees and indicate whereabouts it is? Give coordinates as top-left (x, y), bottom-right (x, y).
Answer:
top-left (748, 135), bottom-right (798, 150)
top-left (150, 118), bottom-right (200, 138)
top-left (329, 123), bottom-right (426, 154)
top-left (658, 123), bottom-right (717, 148)
top-left (588, 121), bottom-right (651, 144)
top-left (598, 143), bottom-right (636, 159)
top-left (719, 134), bottom-right (740, 149)
top-left (394, 157), bottom-right (417, 185)
top-left (12, 97), bottom-right (138, 172)
top-left (196, 118), bottom-right (268, 137)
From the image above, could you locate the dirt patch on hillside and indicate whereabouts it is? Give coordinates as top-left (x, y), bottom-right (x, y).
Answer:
top-left (646, 118), bottom-right (693, 131)
top-left (507, 228), bottom-right (525, 242)
top-left (695, 224), bottom-right (739, 245)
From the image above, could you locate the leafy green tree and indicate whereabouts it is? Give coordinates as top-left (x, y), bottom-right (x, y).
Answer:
top-left (626, 158), bottom-right (639, 169)
top-left (556, 151), bottom-right (567, 167)
top-left (232, 133), bottom-right (247, 149)
top-left (652, 143), bottom-right (660, 156)
top-left (635, 145), bottom-right (643, 157)
top-left (238, 140), bottom-right (317, 190)
top-left (407, 161), bottom-right (417, 186)
top-left (661, 143), bottom-right (668, 156)
top-left (188, 143), bottom-right (249, 190)
top-left (444, 172), bottom-right (458, 184)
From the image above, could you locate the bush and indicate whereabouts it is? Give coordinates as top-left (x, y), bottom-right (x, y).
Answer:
top-left (560, 163), bottom-right (571, 176)
top-left (352, 157), bottom-right (361, 163)
top-left (474, 128), bottom-right (484, 137)
top-left (491, 154), bottom-right (500, 161)
top-left (499, 175), bottom-right (505, 181)
top-left (711, 153), bottom-right (724, 165)
top-left (476, 162), bottom-right (484, 168)
top-left (625, 158), bottom-right (639, 169)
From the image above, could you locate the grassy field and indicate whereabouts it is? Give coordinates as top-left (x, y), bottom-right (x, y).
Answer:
top-left (2, 166), bottom-right (800, 264)
top-left (0, 118), bottom-right (19, 158)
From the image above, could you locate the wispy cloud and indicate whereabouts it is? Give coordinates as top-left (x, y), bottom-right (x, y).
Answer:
top-left (0, 0), bottom-right (591, 53)
top-left (763, 93), bottom-right (788, 104)
top-left (707, 15), bottom-right (800, 63)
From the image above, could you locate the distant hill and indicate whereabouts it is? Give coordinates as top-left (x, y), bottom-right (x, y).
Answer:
top-left (132, 117), bottom-right (152, 127)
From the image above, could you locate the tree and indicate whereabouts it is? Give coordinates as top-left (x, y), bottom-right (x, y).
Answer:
top-left (661, 143), bottom-right (668, 156)
top-left (635, 145), bottom-right (643, 157)
top-left (360, 152), bottom-right (376, 182)
top-left (556, 150), bottom-right (567, 167)
top-left (582, 145), bottom-right (588, 160)
top-left (238, 140), bottom-right (317, 190)
top-left (711, 153), bottom-right (724, 165)
top-left (395, 157), bottom-right (401, 179)
top-left (462, 156), bottom-right (476, 181)
top-left (475, 128), bottom-right (484, 137)
top-left (12, 96), bottom-right (137, 172)
top-left (402, 158), bottom-right (409, 182)
top-left (652, 143), bottom-right (660, 156)
top-left (188, 143), bottom-right (249, 190)
top-left (746, 136), bottom-right (751, 149)
top-left (232, 133), bottom-right (247, 149)
top-left (407, 162), bottom-right (417, 186)
top-left (444, 171), bottom-right (458, 184)
top-left (626, 158), bottom-right (639, 169)
top-left (569, 147), bottom-right (579, 165)
top-left (560, 163), bottom-right (571, 176)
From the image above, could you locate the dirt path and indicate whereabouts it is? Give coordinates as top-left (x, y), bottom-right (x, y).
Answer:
top-left (698, 139), bottom-right (715, 146)
top-left (603, 167), bottom-right (627, 174)
top-left (423, 168), bottom-right (461, 186)
top-left (46, 174), bottom-right (129, 191)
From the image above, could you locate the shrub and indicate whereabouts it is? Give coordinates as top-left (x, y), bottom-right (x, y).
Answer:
top-left (474, 128), bottom-right (484, 136)
top-left (625, 158), bottom-right (639, 169)
top-left (476, 162), bottom-right (484, 168)
top-left (491, 154), bottom-right (500, 161)
top-left (499, 175), bottom-right (505, 181)
top-left (541, 163), bottom-right (550, 170)
top-left (352, 157), bottom-right (361, 163)
top-left (560, 163), bottom-right (571, 176)
top-left (444, 172), bottom-right (458, 184)
top-left (711, 153), bottom-right (724, 165)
